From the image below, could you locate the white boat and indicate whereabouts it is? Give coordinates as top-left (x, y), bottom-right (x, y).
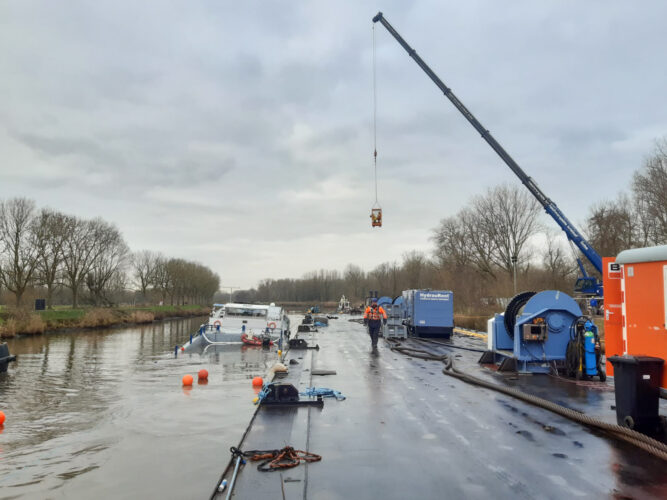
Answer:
top-left (186, 302), bottom-right (290, 349)
top-left (338, 295), bottom-right (351, 313)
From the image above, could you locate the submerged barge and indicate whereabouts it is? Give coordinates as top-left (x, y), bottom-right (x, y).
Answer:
top-left (209, 319), bottom-right (667, 499)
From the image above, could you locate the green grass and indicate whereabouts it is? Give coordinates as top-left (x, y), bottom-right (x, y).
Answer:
top-left (1, 304), bottom-right (209, 336)
top-left (38, 309), bottom-right (87, 322)
top-left (117, 304), bottom-right (208, 314)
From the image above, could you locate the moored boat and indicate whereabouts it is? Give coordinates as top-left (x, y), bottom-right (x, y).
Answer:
top-left (184, 302), bottom-right (290, 350)
top-left (241, 332), bottom-right (273, 347)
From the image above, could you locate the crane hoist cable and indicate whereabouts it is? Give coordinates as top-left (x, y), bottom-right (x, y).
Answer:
top-left (370, 23), bottom-right (382, 227)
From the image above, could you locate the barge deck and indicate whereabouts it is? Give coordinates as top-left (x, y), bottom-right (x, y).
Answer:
top-left (212, 318), bottom-right (667, 499)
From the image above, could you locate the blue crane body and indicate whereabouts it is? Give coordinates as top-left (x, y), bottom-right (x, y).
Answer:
top-left (372, 12), bottom-right (603, 297)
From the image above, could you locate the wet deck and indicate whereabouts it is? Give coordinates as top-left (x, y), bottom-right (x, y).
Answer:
top-left (212, 318), bottom-right (667, 499)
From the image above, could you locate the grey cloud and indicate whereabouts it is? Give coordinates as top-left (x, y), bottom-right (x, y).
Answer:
top-left (12, 131), bottom-right (123, 164)
top-left (2, 1), bottom-right (667, 288)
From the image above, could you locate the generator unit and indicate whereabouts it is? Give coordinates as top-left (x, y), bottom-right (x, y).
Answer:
top-left (480, 290), bottom-right (595, 374)
top-left (402, 289), bottom-right (453, 338)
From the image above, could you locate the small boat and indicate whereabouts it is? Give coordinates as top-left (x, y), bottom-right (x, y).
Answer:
top-left (183, 302), bottom-right (291, 351)
top-left (207, 303), bottom-right (290, 339)
top-left (241, 332), bottom-right (273, 347)
top-left (337, 295), bottom-right (351, 313)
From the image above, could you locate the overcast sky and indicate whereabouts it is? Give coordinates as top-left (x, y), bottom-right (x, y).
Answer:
top-left (2, 1), bottom-right (666, 289)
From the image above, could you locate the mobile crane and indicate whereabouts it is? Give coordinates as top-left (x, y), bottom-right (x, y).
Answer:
top-left (372, 12), bottom-right (603, 298)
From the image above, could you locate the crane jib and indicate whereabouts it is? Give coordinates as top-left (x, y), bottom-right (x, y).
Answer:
top-left (372, 12), bottom-right (603, 276)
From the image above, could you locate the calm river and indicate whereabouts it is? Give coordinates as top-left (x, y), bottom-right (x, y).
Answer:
top-left (0, 317), bottom-right (276, 499)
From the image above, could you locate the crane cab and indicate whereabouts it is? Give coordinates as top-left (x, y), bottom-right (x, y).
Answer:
top-left (371, 208), bottom-right (382, 227)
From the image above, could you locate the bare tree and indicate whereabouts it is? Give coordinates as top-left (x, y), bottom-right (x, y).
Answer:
top-left (633, 138), bottom-right (667, 244)
top-left (343, 264), bottom-right (366, 301)
top-left (32, 209), bottom-right (72, 309)
top-left (401, 251), bottom-right (427, 291)
top-left (432, 216), bottom-right (471, 269)
top-left (131, 250), bottom-right (160, 300)
top-left (62, 217), bottom-right (117, 308)
top-left (152, 255), bottom-right (171, 304)
top-left (474, 184), bottom-right (542, 276)
top-left (585, 194), bottom-right (636, 258)
top-left (460, 207), bottom-right (498, 279)
top-left (541, 231), bottom-right (577, 288)
top-left (85, 221), bottom-right (129, 306)
top-left (0, 198), bottom-right (39, 306)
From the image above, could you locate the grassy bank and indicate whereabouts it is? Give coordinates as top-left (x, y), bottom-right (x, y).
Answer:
top-left (0, 305), bottom-right (210, 338)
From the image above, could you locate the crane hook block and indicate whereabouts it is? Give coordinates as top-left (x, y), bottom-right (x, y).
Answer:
top-left (371, 208), bottom-right (382, 227)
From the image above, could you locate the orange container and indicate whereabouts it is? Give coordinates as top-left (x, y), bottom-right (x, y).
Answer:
top-left (612, 245), bottom-right (667, 389)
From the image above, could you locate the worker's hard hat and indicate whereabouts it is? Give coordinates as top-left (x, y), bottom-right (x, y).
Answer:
top-left (372, 298), bottom-right (378, 303)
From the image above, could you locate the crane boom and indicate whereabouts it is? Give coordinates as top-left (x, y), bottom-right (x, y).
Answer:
top-left (372, 12), bottom-right (603, 279)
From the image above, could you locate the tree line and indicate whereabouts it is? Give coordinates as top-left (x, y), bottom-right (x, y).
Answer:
top-left (4, 142), bottom-right (664, 312)
top-left (585, 139), bottom-right (667, 258)
top-left (234, 140), bottom-right (667, 311)
top-left (0, 199), bottom-right (220, 308)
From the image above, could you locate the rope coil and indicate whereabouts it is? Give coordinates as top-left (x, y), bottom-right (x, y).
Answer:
top-left (232, 446), bottom-right (322, 472)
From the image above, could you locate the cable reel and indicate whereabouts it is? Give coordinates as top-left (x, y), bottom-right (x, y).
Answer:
top-left (503, 291), bottom-right (536, 339)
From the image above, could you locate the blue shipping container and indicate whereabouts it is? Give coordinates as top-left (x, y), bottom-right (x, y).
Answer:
top-left (402, 290), bottom-right (454, 338)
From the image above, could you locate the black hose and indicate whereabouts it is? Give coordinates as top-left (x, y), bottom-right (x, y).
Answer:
top-left (415, 337), bottom-right (486, 353)
top-left (503, 292), bottom-right (536, 339)
top-left (388, 339), bottom-right (667, 462)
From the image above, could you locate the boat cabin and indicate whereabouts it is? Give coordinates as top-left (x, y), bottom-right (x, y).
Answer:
top-left (208, 302), bottom-right (290, 336)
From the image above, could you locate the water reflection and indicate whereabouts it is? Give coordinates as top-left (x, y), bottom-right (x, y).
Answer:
top-left (0, 317), bottom-right (280, 499)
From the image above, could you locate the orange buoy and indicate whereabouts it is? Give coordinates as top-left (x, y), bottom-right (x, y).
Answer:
top-left (0, 410), bottom-right (5, 425)
top-left (198, 369), bottom-right (209, 380)
top-left (252, 376), bottom-right (263, 387)
top-left (182, 374), bottom-right (194, 386)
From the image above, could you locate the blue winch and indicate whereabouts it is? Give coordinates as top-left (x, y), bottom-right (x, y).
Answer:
top-left (480, 290), bottom-right (604, 376)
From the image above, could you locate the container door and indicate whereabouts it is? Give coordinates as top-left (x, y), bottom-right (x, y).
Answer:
top-left (604, 257), bottom-right (624, 376)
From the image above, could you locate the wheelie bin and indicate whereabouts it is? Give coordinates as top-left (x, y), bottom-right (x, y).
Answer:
top-left (609, 355), bottom-right (664, 432)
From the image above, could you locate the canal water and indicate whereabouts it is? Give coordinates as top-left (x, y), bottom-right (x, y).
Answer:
top-left (0, 317), bottom-right (277, 499)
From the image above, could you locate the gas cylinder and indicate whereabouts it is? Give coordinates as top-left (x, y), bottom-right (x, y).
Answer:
top-left (584, 328), bottom-right (597, 377)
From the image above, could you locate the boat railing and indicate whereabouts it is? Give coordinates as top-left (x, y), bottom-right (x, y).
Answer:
top-left (198, 323), bottom-right (222, 335)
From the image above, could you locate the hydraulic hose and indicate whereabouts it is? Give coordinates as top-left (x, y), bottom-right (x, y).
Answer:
top-left (503, 291), bottom-right (536, 339)
top-left (388, 339), bottom-right (667, 462)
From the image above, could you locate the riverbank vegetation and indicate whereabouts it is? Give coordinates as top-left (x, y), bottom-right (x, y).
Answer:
top-left (0, 199), bottom-right (220, 310)
top-left (0, 198), bottom-right (219, 337)
top-left (0, 304), bottom-right (209, 338)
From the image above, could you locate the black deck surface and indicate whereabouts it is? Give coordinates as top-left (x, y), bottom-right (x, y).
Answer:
top-left (213, 319), bottom-right (667, 499)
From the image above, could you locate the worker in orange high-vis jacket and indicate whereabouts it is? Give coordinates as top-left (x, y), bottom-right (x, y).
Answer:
top-left (363, 298), bottom-right (387, 352)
